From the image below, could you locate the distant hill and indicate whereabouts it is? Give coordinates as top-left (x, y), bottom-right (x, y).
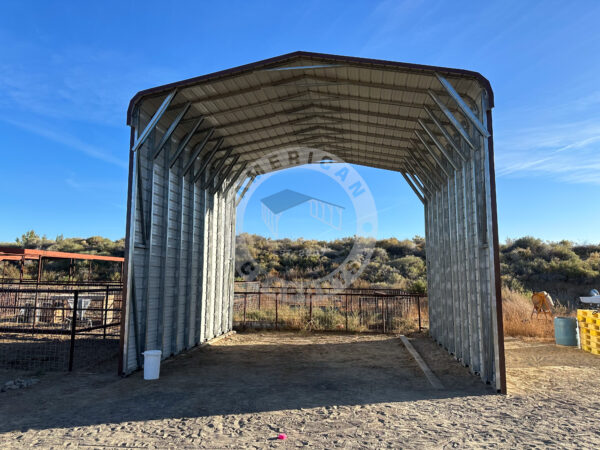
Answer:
top-left (0, 230), bottom-right (124, 257)
top-left (3, 231), bottom-right (598, 305)
top-left (236, 233), bottom-right (600, 305)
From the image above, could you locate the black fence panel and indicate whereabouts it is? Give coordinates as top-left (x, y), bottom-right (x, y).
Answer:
top-left (0, 283), bottom-right (122, 371)
top-left (233, 284), bottom-right (428, 334)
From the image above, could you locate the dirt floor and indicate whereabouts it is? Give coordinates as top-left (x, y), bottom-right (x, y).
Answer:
top-left (0, 332), bottom-right (599, 448)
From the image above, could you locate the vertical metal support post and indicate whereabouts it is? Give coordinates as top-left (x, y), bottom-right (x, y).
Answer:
top-left (358, 296), bottom-right (362, 326)
top-left (417, 296), bottom-right (422, 332)
top-left (32, 256), bottom-right (44, 330)
top-left (69, 291), bottom-right (79, 372)
top-left (243, 293), bottom-right (247, 326)
top-left (345, 294), bottom-right (349, 331)
top-left (103, 285), bottom-right (110, 339)
top-left (309, 293), bottom-right (313, 323)
top-left (37, 256), bottom-right (43, 283)
top-left (480, 90), bottom-right (506, 393)
top-left (275, 292), bottom-right (279, 330)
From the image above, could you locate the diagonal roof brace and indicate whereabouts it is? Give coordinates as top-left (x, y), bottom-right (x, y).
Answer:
top-left (405, 159), bottom-right (435, 195)
top-left (192, 138), bottom-right (225, 183)
top-left (152, 102), bottom-right (191, 160)
top-left (428, 90), bottom-right (476, 150)
top-left (236, 175), bottom-right (257, 207)
top-left (414, 130), bottom-right (451, 179)
top-left (408, 171), bottom-right (431, 198)
top-left (405, 160), bottom-right (427, 190)
top-left (202, 147), bottom-right (234, 190)
top-left (182, 129), bottom-right (216, 176)
top-left (435, 73), bottom-right (490, 138)
top-left (224, 162), bottom-right (248, 195)
top-left (210, 155), bottom-right (241, 195)
top-left (407, 145), bottom-right (444, 185)
top-left (424, 106), bottom-right (468, 161)
top-left (232, 177), bottom-right (248, 198)
top-left (418, 119), bottom-right (460, 171)
top-left (401, 172), bottom-right (426, 204)
top-left (169, 116), bottom-right (205, 168)
top-left (406, 153), bottom-right (441, 189)
top-left (131, 89), bottom-right (177, 153)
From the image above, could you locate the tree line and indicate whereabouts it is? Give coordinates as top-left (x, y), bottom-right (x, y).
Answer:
top-left (0, 231), bottom-right (124, 281)
top-left (2, 231), bottom-right (599, 304)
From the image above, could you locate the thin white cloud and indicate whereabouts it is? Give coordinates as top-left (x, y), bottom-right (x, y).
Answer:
top-left (65, 177), bottom-right (123, 190)
top-left (1, 116), bottom-right (127, 168)
top-left (495, 118), bottom-right (600, 185)
top-left (0, 44), bottom-right (177, 127)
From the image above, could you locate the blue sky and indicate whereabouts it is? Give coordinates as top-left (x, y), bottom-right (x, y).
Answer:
top-left (1, 0), bottom-right (599, 244)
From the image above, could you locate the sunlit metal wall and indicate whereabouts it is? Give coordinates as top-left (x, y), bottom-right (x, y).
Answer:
top-left (422, 90), bottom-right (504, 391)
top-left (121, 110), bottom-right (236, 374)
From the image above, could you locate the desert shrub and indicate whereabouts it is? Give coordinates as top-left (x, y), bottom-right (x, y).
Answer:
top-left (409, 279), bottom-right (427, 294)
top-left (501, 287), bottom-right (554, 339)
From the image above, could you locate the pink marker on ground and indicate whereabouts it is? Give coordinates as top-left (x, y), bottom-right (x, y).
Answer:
top-left (278, 433), bottom-right (287, 440)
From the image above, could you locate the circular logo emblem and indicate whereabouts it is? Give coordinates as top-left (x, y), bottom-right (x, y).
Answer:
top-left (236, 146), bottom-right (377, 293)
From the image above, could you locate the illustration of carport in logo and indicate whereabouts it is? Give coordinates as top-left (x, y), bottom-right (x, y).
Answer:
top-left (260, 189), bottom-right (344, 237)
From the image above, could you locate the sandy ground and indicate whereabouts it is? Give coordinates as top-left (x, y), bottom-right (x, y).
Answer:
top-left (0, 332), bottom-right (599, 448)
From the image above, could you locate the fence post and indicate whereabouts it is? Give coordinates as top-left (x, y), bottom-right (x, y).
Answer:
top-left (103, 285), bottom-right (110, 339)
top-left (275, 292), bottom-right (279, 330)
top-left (68, 290), bottom-right (79, 371)
top-left (345, 294), bottom-right (349, 331)
top-left (382, 298), bottom-right (386, 333)
top-left (309, 293), bottom-right (313, 324)
top-left (359, 296), bottom-right (362, 326)
top-left (417, 296), bottom-right (422, 332)
top-left (243, 293), bottom-right (247, 326)
top-left (258, 290), bottom-right (261, 310)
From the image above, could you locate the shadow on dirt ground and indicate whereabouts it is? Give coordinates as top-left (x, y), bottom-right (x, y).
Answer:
top-left (0, 332), bottom-right (492, 433)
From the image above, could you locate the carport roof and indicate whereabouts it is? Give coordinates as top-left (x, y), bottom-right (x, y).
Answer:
top-left (127, 51), bottom-right (493, 176)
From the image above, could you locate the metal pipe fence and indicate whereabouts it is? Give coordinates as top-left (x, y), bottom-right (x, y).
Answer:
top-left (0, 278), bottom-right (122, 288)
top-left (0, 283), bottom-right (122, 371)
top-left (233, 284), bottom-right (428, 333)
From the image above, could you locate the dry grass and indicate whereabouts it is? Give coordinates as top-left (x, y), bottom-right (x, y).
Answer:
top-left (502, 287), bottom-right (557, 339)
top-left (234, 304), bottom-right (424, 335)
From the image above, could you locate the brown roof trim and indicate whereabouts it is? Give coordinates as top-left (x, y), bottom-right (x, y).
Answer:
top-left (126, 51), bottom-right (494, 125)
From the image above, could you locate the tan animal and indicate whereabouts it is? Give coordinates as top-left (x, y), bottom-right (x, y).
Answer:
top-left (531, 291), bottom-right (554, 319)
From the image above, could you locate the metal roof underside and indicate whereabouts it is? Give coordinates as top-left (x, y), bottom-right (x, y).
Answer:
top-left (127, 51), bottom-right (493, 177)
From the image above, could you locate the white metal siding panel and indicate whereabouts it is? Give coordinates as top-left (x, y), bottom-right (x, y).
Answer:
top-left (200, 190), bottom-right (209, 342)
top-left (193, 184), bottom-right (206, 345)
top-left (213, 190), bottom-right (224, 336)
top-left (205, 192), bottom-right (217, 340)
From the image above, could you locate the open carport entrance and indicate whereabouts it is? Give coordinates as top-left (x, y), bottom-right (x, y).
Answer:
top-left (121, 52), bottom-right (506, 393)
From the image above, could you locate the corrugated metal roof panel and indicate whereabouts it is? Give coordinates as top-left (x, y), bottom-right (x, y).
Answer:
top-left (128, 51), bottom-right (492, 176)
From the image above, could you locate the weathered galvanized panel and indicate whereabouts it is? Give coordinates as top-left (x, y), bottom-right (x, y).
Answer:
top-left (122, 109), bottom-right (236, 374)
top-left (422, 90), bottom-right (503, 391)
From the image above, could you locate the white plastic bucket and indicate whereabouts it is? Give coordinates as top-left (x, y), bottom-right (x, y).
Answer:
top-left (143, 350), bottom-right (162, 380)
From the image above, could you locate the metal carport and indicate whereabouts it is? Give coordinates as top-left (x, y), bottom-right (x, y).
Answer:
top-left (120, 51), bottom-right (506, 393)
